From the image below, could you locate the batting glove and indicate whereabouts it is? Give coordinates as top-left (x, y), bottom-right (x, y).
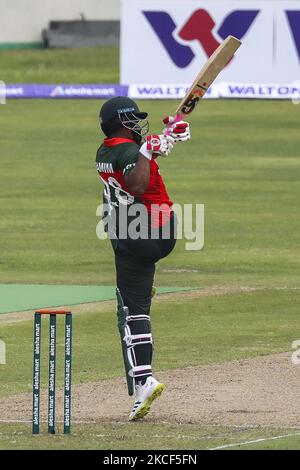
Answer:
top-left (139, 134), bottom-right (175, 160)
top-left (163, 116), bottom-right (191, 142)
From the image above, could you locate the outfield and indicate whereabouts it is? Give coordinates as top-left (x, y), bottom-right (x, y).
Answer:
top-left (0, 48), bottom-right (300, 450)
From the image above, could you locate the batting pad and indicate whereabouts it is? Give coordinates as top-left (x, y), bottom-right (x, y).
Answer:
top-left (0, 284), bottom-right (194, 314)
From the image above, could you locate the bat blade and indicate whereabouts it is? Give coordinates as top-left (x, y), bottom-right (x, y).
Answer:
top-left (176, 35), bottom-right (242, 116)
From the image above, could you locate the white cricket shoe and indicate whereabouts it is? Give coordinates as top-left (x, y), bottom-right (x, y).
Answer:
top-left (129, 376), bottom-right (165, 421)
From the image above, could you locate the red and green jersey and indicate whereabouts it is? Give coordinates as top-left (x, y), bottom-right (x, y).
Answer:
top-left (96, 137), bottom-right (173, 227)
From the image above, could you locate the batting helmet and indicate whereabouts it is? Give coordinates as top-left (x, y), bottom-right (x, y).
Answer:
top-left (99, 97), bottom-right (149, 141)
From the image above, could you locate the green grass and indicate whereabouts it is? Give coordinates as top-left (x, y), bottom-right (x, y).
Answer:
top-left (0, 422), bottom-right (300, 450)
top-left (0, 99), bottom-right (299, 287)
top-left (0, 290), bottom-right (299, 397)
top-left (2, 288), bottom-right (300, 449)
top-left (0, 47), bottom-right (119, 83)
top-left (1, 48), bottom-right (300, 450)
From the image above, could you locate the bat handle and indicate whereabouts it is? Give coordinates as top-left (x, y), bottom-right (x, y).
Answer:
top-left (164, 113), bottom-right (183, 136)
top-left (174, 113), bottom-right (183, 123)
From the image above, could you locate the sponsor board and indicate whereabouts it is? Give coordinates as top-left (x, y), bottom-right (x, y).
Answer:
top-left (219, 82), bottom-right (300, 99)
top-left (129, 83), bottom-right (300, 100)
top-left (3, 84), bottom-right (128, 99)
top-left (121, 0), bottom-right (300, 85)
top-left (128, 84), bottom-right (218, 100)
top-left (2, 83), bottom-right (299, 100)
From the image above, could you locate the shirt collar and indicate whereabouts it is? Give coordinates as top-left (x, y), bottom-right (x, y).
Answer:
top-left (103, 137), bottom-right (136, 147)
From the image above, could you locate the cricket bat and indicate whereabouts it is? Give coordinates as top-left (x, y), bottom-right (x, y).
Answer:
top-left (166, 35), bottom-right (241, 130)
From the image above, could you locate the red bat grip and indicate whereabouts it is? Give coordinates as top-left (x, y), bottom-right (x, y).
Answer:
top-left (164, 113), bottom-right (183, 136)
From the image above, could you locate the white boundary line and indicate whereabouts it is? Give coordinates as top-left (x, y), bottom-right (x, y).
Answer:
top-left (209, 432), bottom-right (300, 450)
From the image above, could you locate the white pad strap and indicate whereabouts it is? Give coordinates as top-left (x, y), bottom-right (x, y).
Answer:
top-left (129, 365), bottom-right (152, 378)
top-left (127, 314), bottom-right (150, 322)
top-left (123, 329), bottom-right (152, 348)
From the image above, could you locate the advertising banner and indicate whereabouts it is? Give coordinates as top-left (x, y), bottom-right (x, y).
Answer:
top-left (128, 82), bottom-right (300, 100)
top-left (4, 84), bottom-right (128, 99)
top-left (121, 0), bottom-right (300, 85)
top-left (3, 82), bottom-right (300, 100)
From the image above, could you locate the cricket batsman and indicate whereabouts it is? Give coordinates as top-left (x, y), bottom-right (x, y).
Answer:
top-left (95, 97), bottom-right (190, 420)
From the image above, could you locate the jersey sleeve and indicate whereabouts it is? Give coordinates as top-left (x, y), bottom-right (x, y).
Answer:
top-left (118, 143), bottom-right (140, 176)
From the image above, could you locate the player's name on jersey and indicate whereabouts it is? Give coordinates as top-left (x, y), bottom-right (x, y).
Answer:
top-left (96, 162), bottom-right (114, 173)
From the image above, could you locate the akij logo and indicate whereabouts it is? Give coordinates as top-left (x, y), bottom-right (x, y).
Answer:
top-left (143, 9), bottom-right (259, 67)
